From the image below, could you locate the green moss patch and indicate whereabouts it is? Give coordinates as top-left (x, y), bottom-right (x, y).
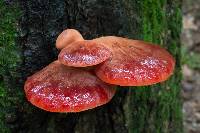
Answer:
top-left (0, 0), bottom-right (21, 132)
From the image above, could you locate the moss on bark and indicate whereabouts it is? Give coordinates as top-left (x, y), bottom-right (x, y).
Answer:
top-left (0, 0), bottom-right (22, 132)
top-left (123, 1), bottom-right (182, 133)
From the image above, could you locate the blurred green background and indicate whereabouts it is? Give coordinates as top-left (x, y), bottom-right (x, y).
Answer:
top-left (182, 0), bottom-right (200, 132)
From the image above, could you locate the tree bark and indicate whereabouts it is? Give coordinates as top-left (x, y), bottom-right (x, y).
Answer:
top-left (1, 0), bottom-right (182, 132)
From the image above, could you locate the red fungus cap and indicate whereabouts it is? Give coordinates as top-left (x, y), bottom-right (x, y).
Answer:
top-left (24, 61), bottom-right (116, 112)
top-left (56, 29), bottom-right (84, 49)
top-left (58, 40), bottom-right (111, 67)
top-left (94, 36), bottom-right (175, 86)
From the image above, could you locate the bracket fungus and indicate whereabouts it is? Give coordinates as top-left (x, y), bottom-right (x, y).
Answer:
top-left (24, 29), bottom-right (175, 112)
top-left (93, 37), bottom-right (175, 86)
top-left (58, 40), bottom-right (111, 67)
top-left (57, 29), bottom-right (175, 86)
top-left (24, 61), bottom-right (116, 112)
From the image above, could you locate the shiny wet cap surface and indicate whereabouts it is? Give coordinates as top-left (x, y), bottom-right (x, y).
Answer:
top-left (24, 61), bottom-right (116, 112)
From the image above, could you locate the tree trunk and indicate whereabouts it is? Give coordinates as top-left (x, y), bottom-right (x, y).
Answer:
top-left (1, 0), bottom-right (182, 132)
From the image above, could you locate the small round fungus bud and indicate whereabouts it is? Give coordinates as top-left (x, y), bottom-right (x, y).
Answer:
top-left (56, 29), bottom-right (84, 50)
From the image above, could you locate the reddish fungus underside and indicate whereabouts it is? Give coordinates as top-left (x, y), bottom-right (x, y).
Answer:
top-left (24, 61), bottom-right (116, 112)
top-left (58, 40), bottom-right (111, 67)
top-left (93, 36), bottom-right (175, 86)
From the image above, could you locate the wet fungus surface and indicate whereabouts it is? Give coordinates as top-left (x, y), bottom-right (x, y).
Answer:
top-left (24, 61), bottom-right (116, 112)
top-left (93, 37), bottom-right (175, 86)
top-left (58, 40), bottom-right (111, 67)
top-left (24, 29), bottom-right (175, 112)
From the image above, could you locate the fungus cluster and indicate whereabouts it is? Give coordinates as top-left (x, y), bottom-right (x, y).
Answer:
top-left (24, 29), bottom-right (175, 112)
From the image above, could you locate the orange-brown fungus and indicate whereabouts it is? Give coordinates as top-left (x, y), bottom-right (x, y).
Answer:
top-left (24, 29), bottom-right (175, 113)
top-left (56, 29), bottom-right (84, 49)
top-left (93, 36), bottom-right (175, 86)
top-left (58, 40), bottom-right (111, 67)
top-left (24, 61), bottom-right (116, 112)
